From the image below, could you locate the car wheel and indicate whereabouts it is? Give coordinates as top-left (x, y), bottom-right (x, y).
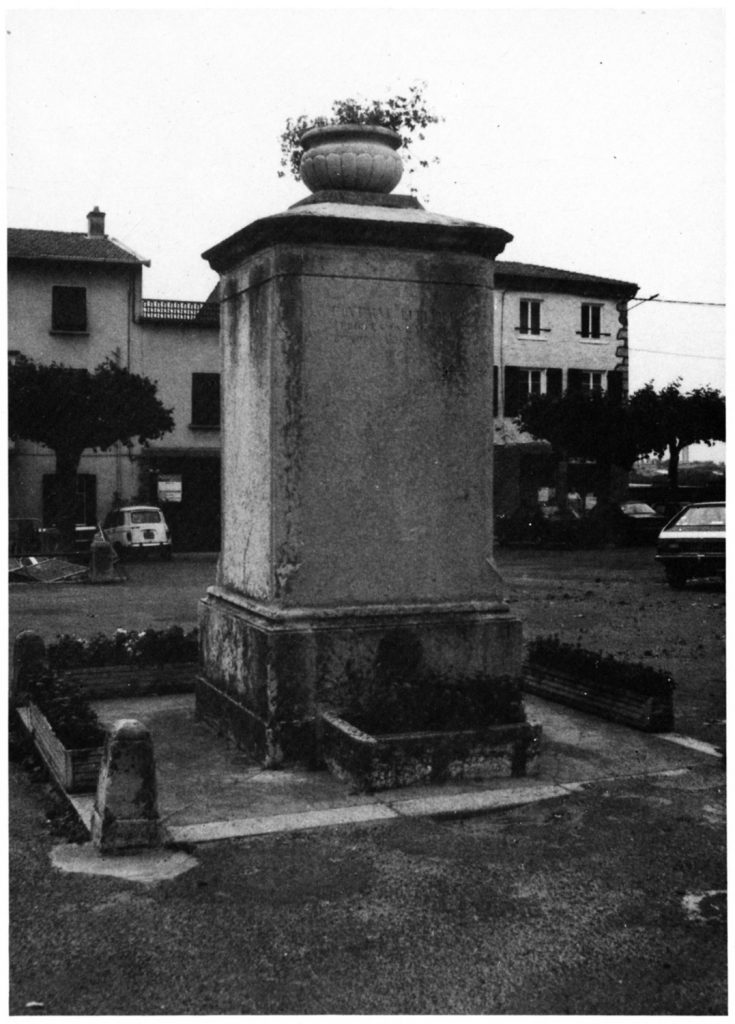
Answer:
top-left (665, 567), bottom-right (688, 589)
top-left (161, 546), bottom-right (173, 561)
top-left (113, 542), bottom-right (126, 561)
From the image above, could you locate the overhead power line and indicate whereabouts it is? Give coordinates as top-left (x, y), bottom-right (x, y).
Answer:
top-left (633, 347), bottom-right (725, 361)
top-left (630, 297), bottom-right (725, 308)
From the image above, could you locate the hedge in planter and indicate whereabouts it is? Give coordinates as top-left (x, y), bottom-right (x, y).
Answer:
top-left (524, 635), bottom-right (675, 732)
top-left (318, 672), bottom-right (541, 792)
top-left (20, 670), bottom-right (107, 792)
top-left (47, 626), bottom-right (198, 698)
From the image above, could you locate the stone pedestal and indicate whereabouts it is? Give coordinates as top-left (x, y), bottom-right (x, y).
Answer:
top-left (199, 195), bottom-right (520, 765)
top-left (91, 719), bottom-right (161, 851)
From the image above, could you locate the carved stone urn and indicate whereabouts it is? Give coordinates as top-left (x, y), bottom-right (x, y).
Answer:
top-left (299, 124), bottom-right (404, 194)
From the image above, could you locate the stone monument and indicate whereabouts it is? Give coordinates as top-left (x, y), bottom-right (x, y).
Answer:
top-left (198, 145), bottom-right (521, 767)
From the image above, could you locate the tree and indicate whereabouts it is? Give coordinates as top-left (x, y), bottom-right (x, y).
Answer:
top-left (9, 355), bottom-right (174, 548)
top-left (629, 380), bottom-right (726, 497)
top-left (516, 388), bottom-right (656, 508)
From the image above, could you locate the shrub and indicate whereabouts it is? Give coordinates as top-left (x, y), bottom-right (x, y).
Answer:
top-left (526, 635), bottom-right (675, 697)
top-left (27, 671), bottom-right (106, 749)
top-left (48, 626), bottom-right (198, 671)
top-left (278, 81), bottom-right (442, 190)
top-left (336, 670), bottom-right (526, 735)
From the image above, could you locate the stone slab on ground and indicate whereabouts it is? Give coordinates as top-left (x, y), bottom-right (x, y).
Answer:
top-left (73, 692), bottom-right (720, 844)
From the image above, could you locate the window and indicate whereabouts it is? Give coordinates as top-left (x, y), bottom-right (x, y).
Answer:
top-left (51, 286), bottom-right (87, 333)
top-left (568, 369), bottom-right (606, 394)
top-left (503, 365), bottom-right (556, 417)
top-left (42, 473), bottom-right (96, 527)
top-left (579, 303), bottom-right (608, 340)
top-left (568, 368), bottom-right (625, 398)
top-left (518, 299), bottom-right (544, 336)
top-left (130, 510), bottom-right (162, 525)
top-left (191, 373), bottom-right (220, 428)
top-left (518, 368), bottom-right (543, 405)
top-left (157, 474), bottom-right (182, 503)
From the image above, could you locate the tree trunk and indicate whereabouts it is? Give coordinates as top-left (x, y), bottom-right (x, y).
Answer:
top-left (53, 449), bottom-right (83, 552)
top-left (555, 458), bottom-right (569, 511)
top-left (594, 459), bottom-right (613, 509)
top-left (667, 443), bottom-right (680, 500)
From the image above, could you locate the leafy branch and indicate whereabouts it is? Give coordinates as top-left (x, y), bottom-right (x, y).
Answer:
top-left (278, 81), bottom-right (443, 192)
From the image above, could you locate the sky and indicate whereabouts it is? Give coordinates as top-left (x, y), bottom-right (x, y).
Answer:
top-left (5, 5), bottom-right (727, 421)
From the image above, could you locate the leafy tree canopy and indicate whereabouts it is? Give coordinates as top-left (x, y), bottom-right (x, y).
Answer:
top-left (516, 388), bottom-right (653, 473)
top-left (9, 355), bottom-right (174, 546)
top-left (9, 355), bottom-right (174, 457)
top-left (628, 379), bottom-right (725, 495)
top-left (629, 379), bottom-right (725, 457)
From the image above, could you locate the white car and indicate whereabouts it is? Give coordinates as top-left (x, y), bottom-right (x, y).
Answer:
top-left (102, 505), bottom-right (172, 560)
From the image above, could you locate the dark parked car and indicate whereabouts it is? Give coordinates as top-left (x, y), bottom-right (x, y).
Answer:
top-left (655, 501), bottom-right (725, 588)
top-left (495, 505), bottom-right (581, 547)
top-left (617, 501), bottom-right (667, 544)
top-left (579, 500), bottom-right (666, 546)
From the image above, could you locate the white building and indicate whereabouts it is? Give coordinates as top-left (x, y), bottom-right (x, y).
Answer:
top-left (7, 208), bottom-right (220, 550)
top-left (492, 261), bottom-right (638, 512)
top-left (7, 207), bottom-right (638, 549)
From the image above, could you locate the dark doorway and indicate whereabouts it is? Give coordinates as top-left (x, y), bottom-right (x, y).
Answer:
top-left (144, 456), bottom-right (221, 552)
top-left (42, 473), bottom-right (97, 527)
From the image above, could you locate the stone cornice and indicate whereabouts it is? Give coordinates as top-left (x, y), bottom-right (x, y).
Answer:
top-left (202, 203), bottom-right (513, 273)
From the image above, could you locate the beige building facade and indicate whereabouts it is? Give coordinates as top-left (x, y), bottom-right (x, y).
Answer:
top-left (492, 262), bottom-right (638, 513)
top-left (7, 209), bottom-right (638, 551)
top-left (7, 208), bottom-right (220, 551)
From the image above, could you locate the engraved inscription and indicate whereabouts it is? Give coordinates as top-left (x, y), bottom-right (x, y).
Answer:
top-left (320, 302), bottom-right (464, 340)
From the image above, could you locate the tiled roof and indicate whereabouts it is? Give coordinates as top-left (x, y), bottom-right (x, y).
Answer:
top-left (496, 260), bottom-right (638, 297)
top-left (7, 228), bottom-right (149, 266)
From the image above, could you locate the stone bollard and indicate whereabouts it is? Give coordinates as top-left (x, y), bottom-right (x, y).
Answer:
top-left (89, 533), bottom-right (117, 583)
top-left (91, 719), bottom-right (162, 852)
top-left (11, 630), bottom-right (47, 707)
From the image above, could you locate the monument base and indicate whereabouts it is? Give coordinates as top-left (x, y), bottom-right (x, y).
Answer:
top-left (197, 587), bottom-right (523, 767)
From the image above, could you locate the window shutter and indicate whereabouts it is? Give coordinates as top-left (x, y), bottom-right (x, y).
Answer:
top-left (191, 373), bottom-right (221, 427)
top-left (567, 369), bottom-right (584, 393)
top-left (591, 305), bottom-right (601, 338)
top-left (581, 303), bottom-right (593, 335)
top-left (530, 302), bottom-right (540, 335)
top-left (493, 365), bottom-right (499, 416)
top-left (52, 286), bottom-right (87, 332)
top-left (547, 368), bottom-right (563, 399)
top-left (607, 370), bottom-right (624, 403)
top-left (504, 365), bottom-right (520, 417)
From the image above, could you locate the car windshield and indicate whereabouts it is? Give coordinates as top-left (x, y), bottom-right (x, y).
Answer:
top-left (623, 503), bottom-right (657, 515)
top-left (130, 510), bottom-right (162, 525)
top-left (673, 505), bottom-right (726, 529)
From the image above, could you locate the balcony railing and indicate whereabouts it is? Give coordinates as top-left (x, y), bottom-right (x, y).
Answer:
top-left (139, 298), bottom-right (220, 326)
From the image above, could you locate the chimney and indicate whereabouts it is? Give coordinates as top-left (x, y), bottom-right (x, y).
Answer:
top-left (87, 206), bottom-right (106, 237)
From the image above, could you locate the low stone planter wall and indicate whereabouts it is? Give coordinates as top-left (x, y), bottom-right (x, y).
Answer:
top-left (318, 709), bottom-right (542, 793)
top-left (18, 702), bottom-right (104, 793)
top-left (523, 664), bottom-right (674, 732)
top-left (59, 663), bottom-right (198, 699)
